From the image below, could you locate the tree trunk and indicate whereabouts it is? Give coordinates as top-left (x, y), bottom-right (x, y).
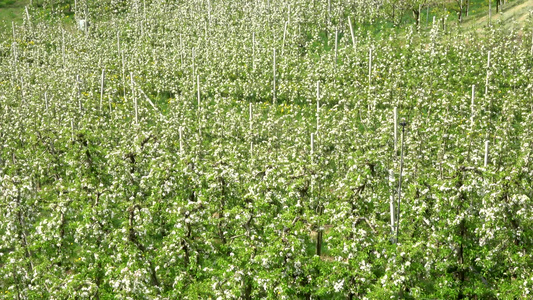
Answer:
top-left (316, 230), bottom-right (323, 256)
top-left (488, 0), bottom-right (491, 26)
top-left (458, 0), bottom-right (463, 23)
top-left (456, 170), bottom-right (468, 299)
top-left (316, 204), bottom-right (324, 256)
top-left (413, 8), bottom-right (420, 27)
top-left (458, 218), bottom-right (466, 299)
top-left (243, 276), bottom-right (252, 300)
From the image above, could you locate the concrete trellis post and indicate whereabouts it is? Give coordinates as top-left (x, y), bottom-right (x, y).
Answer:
top-left (250, 141), bottom-right (253, 160)
top-left (100, 68), bottom-right (105, 112)
top-left (471, 84), bottom-right (475, 128)
top-left (252, 32), bottom-right (256, 70)
top-left (78, 19), bottom-right (89, 32)
top-left (179, 127), bottom-right (184, 157)
top-left (273, 49), bottom-right (276, 105)
top-left (12, 42), bottom-right (17, 65)
top-left (334, 28), bottom-right (338, 63)
top-left (282, 21), bottom-right (288, 56)
top-left (76, 74), bottom-right (83, 113)
top-left (249, 102), bottom-right (253, 132)
top-left (485, 51), bottom-right (491, 96)
top-left (62, 29), bottom-right (65, 67)
top-left (390, 194), bottom-right (395, 234)
top-left (316, 81), bottom-right (320, 133)
top-left (143, 0), bottom-right (146, 20)
top-left (368, 48), bottom-right (372, 87)
top-left (121, 51), bottom-right (126, 98)
top-left (484, 140), bottom-right (489, 167)
top-left (131, 72), bottom-right (138, 124)
top-left (192, 48), bottom-right (196, 78)
top-left (287, 3), bottom-right (291, 24)
top-left (197, 75), bottom-right (201, 108)
top-left (348, 17), bottom-right (356, 51)
top-left (20, 77), bottom-right (25, 104)
top-left (179, 34), bottom-right (183, 66)
top-left (131, 78), bottom-right (160, 114)
top-left (84, 1), bottom-right (89, 35)
top-left (389, 169), bottom-right (395, 235)
top-left (531, 31), bottom-right (533, 55)
top-left (71, 119), bottom-right (75, 141)
top-left (393, 107), bottom-right (398, 151)
top-left (249, 103), bottom-right (253, 158)
top-left (25, 6), bottom-right (31, 27)
top-left (395, 119), bottom-right (407, 243)
top-left (310, 133), bottom-right (315, 162)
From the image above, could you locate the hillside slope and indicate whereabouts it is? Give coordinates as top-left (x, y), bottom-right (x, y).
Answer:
top-left (471, 0), bottom-right (533, 27)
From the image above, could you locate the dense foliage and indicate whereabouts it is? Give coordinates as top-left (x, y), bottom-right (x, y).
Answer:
top-left (0, 0), bottom-right (532, 299)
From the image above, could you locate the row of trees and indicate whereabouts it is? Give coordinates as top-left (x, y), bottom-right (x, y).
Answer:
top-left (1, 0), bottom-right (532, 298)
top-left (351, 0), bottom-right (516, 27)
top-left (31, 0), bottom-right (516, 27)
top-left (385, 0), bottom-right (516, 26)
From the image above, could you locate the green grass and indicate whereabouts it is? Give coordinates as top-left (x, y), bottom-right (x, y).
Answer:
top-left (0, 0), bottom-right (29, 17)
top-left (0, 0), bottom-right (78, 34)
top-left (0, 0), bottom-right (19, 7)
top-left (371, 0), bottom-right (531, 33)
top-left (0, 0), bottom-right (29, 32)
top-left (1, 0), bottom-right (530, 37)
